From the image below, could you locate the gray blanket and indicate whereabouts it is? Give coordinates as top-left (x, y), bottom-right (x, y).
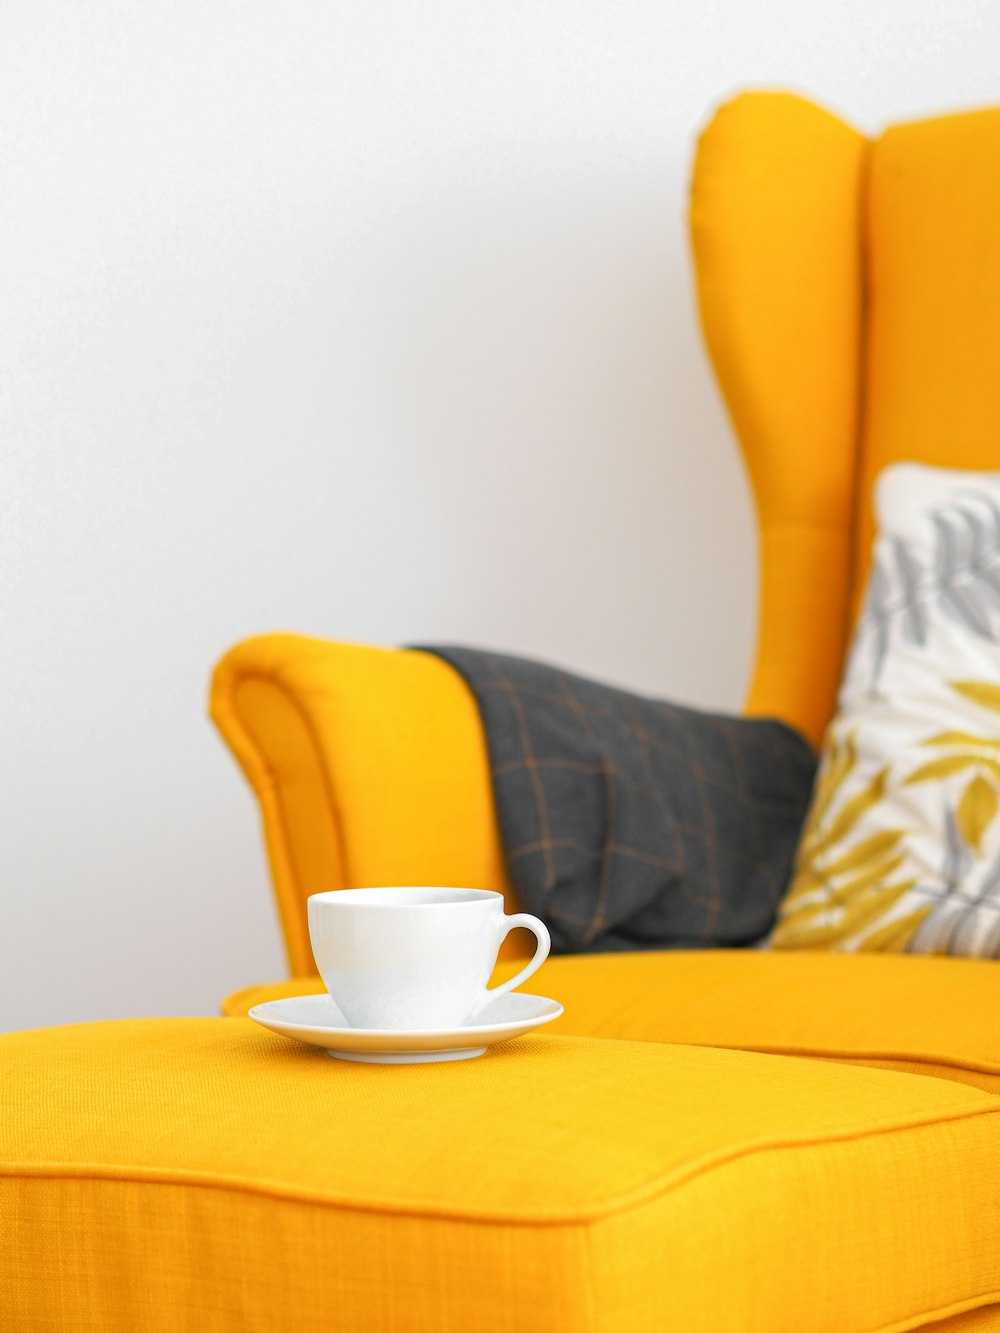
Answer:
top-left (416, 647), bottom-right (816, 953)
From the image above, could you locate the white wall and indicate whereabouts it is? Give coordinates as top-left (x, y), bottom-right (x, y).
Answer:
top-left (3, 1), bottom-right (998, 1033)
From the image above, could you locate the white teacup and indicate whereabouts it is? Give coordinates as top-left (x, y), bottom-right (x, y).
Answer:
top-left (307, 886), bottom-right (551, 1031)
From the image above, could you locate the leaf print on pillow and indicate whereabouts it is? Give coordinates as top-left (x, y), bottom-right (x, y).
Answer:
top-left (851, 490), bottom-right (1000, 695)
top-left (956, 773), bottom-right (998, 853)
top-left (893, 538), bottom-right (927, 645)
top-left (776, 465), bottom-right (1000, 958)
top-left (921, 730), bottom-right (1000, 749)
top-left (904, 753), bottom-right (1000, 785)
top-left (770, 728), bottom-right (922, 951)
top-left (951, 680), bottom-right (1000, 712)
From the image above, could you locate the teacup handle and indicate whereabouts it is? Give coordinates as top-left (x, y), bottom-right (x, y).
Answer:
top-left (473, 912), bottom-right (551, 1016)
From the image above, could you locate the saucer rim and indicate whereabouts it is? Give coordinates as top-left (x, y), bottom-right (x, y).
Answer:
top-left (248, 991), bottom-right (563, 1039)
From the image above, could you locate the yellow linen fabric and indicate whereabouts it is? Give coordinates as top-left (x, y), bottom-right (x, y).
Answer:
top-left (856, 106), bottom-right (1000, 611)
top-left (226, 949), bottom-right (1000, 1094)
top-left (692, 99), bottom-right (1000, 742)
top-left (690, 92), bottom-right (868, 747)
top-left (5, 1018), bottom-right (1000, 1332)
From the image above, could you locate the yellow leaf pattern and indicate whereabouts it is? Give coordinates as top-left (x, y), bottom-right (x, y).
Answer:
top-left (771, 730), bottom-right (922, 951)
top-left (856, 906), bottom-right (933, 952)
top-left (820, 831), bottom-right (904, 879)
top-left (951, 681), bottom-right (1000, 713)
top-left (802, 768), bottom-right (888, 862)
top-left (922, 731), bottom-right (1000, 750)
top-left (775, 678), bottom-right (1000, 955)
top-left (956, 773), bottom-right (998, 853)
top-left (905, 754), bottom-right (1000, 785)
top-left (777, 468), bottom-right (1000, 958)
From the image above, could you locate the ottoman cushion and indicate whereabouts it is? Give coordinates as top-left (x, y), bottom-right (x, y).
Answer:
top-left (3, 1018), bottom-right (1000, 1332)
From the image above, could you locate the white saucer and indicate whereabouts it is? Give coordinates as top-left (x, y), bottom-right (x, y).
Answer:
top-left (248, 990), bottom-right (563, 1063)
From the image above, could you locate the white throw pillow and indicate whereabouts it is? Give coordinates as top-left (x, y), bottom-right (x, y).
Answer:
top-left (771, 461), bottom-right (1000, 956)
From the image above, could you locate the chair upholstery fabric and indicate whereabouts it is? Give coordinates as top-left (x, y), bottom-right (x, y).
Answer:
top-left (692, 96), bottom-right (1000, 744)
top-left (857, 107), bottom-right (1000, 609)
top-left (690, 92), bottom-right (868, 747)
top-left (5, 1018), bottom-right (1000, 1333)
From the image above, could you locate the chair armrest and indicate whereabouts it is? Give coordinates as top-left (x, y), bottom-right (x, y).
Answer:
top-left (222, 977), bottom-right (326, 1016)
top-left (210, 635), bottom-right (512, 976)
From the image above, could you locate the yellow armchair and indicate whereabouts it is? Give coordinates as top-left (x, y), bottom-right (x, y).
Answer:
top-left (213, 91), bottom-right (1000, 985)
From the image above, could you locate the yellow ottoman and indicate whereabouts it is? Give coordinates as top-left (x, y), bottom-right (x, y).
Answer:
top-left (3, 1018), bottom-right (1000, 1332)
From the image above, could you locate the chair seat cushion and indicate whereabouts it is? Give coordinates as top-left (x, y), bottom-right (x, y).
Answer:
top-left (4, 1017), bottom-right (1000, 1331)
top-left (226, 949), bottom-right (1000, 1092)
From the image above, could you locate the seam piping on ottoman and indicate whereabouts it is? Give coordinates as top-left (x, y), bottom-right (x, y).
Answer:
top-left (3, 1100), bottom-right (998, 1229)
top-left (864, 1287), bottom-right (1000, 1333)
top-left (686, 1040), bottom-right (1000, 1079)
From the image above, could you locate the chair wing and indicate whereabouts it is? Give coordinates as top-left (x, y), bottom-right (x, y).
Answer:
top-left (856, 105), bottom-right (1000, 600)
top-left (690, 91), bottom-right (868, 746)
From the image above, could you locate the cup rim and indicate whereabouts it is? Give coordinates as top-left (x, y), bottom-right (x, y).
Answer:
top-left (307, 886), bottom-right (502, 910)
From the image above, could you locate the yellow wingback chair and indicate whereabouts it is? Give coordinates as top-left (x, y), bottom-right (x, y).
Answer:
top-left (6, 93), bottom-right (1000, 1333)
top-left (211, 91), bottom-right (1000, 1011)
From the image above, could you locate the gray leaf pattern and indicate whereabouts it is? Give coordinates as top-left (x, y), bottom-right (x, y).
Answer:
top-left (939, 582), bottom-right (996, 639)
top-left (799, 477), bottom-right (1000, 958)
top-left (973, 902), bottom-right (1000, 958)
top-left (892, 538), bottom-right (926, 645)
top-left (857, 490), bottom-right (1000, 691)
top-left (956, 501), bottom-right (1000, 606)
top-left (912, 807), bottom-right (1000, 957)
top-left (865, 558), bottom-right (893, 688)
top-left (943, 804), bottom-right (972, 890)
top-left (931, 512), bottom-right (961, 581)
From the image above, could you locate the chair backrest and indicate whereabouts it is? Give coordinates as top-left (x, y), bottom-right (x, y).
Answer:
top-left (691, 92), bottom-right (1000, 747)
